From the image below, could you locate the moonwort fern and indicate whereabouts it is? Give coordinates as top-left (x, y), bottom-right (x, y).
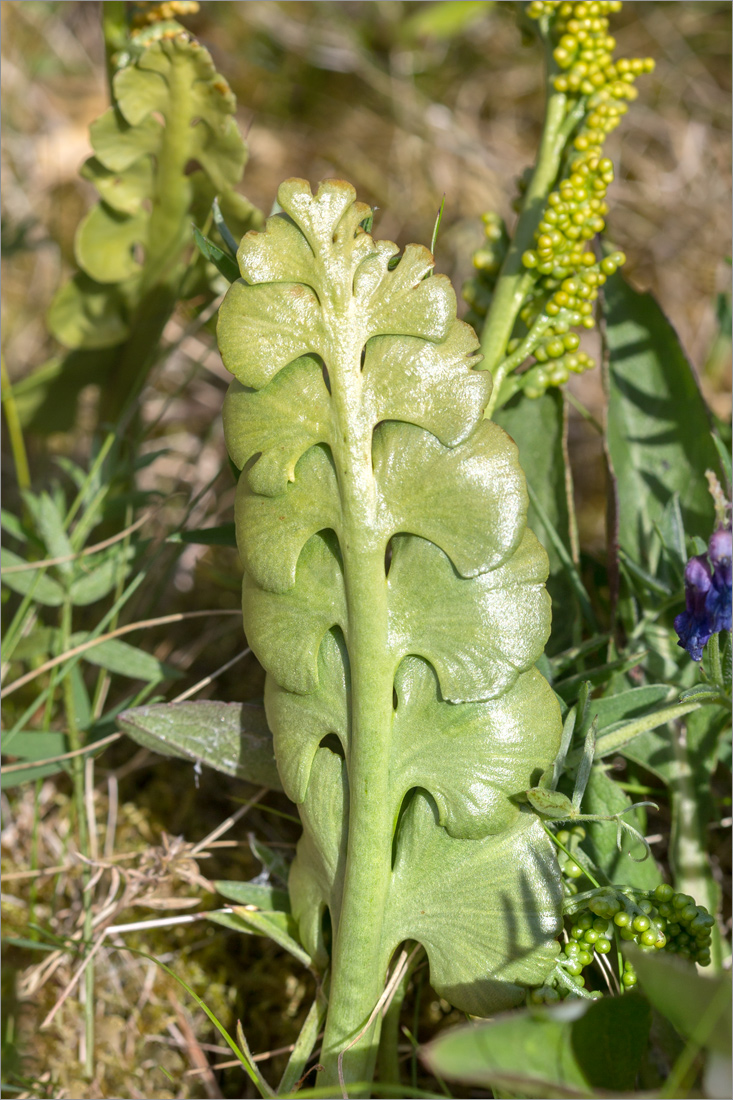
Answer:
top-left (217, 177), bottom-right (564, 1087)
top-left (40, 13), bottom-right (261, 424)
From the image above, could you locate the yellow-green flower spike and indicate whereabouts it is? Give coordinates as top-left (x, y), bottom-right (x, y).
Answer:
top-left (509, 2), bottom-right (652, 398)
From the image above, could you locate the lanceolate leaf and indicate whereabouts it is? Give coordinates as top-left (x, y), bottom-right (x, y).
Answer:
top-left (219, 179), bottom-right (563, 1085)
top-left (603, 272), bottom-right (719, 566)
top-left (118, 700), bottom-right (282, 789)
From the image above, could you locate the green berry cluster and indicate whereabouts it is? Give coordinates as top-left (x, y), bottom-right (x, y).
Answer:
top-left (557, 885), bottom-right (714, 995)
top-left (528, 883), bottom-right (715, 1005)
top-left (613, 884), bottom-right (716, 967)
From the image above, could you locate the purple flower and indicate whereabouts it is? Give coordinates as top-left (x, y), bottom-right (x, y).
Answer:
top-left (709, 527), bottom-right (732, 634)
top-left (675, 527), bottom-right (732, 661)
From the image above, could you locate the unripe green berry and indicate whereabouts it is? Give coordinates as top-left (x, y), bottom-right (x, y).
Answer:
top-left (632, 915), bottom-right (650, 933)
top-left (595, 937), bottom-right (612, 954)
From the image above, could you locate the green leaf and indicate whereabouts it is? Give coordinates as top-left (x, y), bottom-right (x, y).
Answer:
top-left (590, 699), bottom-right (703, 762)
top-left (423, 991), bottom-right (651, 1097)
top-left (1, 508), bottom-right (27, 543)
top-left (68, 545), bottom-right (135, 606)
top-left (219, 178), bottom-right (563, 1084)
top-left (385, 792), bottom-right (561, 1016)
top-left (211, 195), bottom-right (240, 256)
top-left (1, 548), bottom-right (66, 606)
top-left (68, 632), bottom-right (178, 682)
top-left (214, 880), bottom-right (291, 913)
top-left (2, 730), bottom-right (68, 760)
top-left (193, 225), bottom-right (239, 284)
top-left (207, 907), bottom-right (311, 967)
top-left (48, 31), bottom-right (255, 356)
top-left (712, 431), bottom-right (732, 487)
top-left (403, 1), bottom-right (494, 40)
top-left (603, 271), bottom-right (718, 565)
top-left (525, 788), bottom-right (575, 818)
top-left (47, 274), bottom-right (132, 351)
top-left (1, 731), bottom-right (70, 790)
top-left (591, 684), bottom-right (672, 727)
top-left (623, 945), bottom-right (731, 1056)
top-left (117, 700), bottom-right (282, 789)
top-left (679, 684), bottom-right (727, 704)
top-left (580, 767), bottom-right (662, 889)
top-left (277, 993), bottom-right (328, 1096)
top-left (553, 652), bottom-right (647, 703)
top-left (167, 522), bottom-right (237, 547)
top-left (495, 390), bottom-right (578, 649)
top-left (8, 626), bottom-right (56, 662)
top-left (29, 493), bottom-right (74, 576)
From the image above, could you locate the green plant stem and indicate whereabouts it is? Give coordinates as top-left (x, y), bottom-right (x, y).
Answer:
top-left (668, 719), bottom-right (723, 972)
top-left (481, 46), bottom-right (568, 408)
top-left (101, 1), bottom-right (127, 94)
top-left (317, 329), bottom-right (396, 1094)
top-left (376, 959), bottom-right (410, 1088)
top-left (60, 601), bottom-right (95, 1078)
top-left (97, 54), bottom-right (194, 423)
top-left (1, 354), bottom-right (31, 492)
top-left (544, 823), bottom-right (601, 889)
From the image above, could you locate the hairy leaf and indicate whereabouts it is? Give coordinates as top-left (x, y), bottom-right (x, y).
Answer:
top-left (118, 700), bottom-right (282, 789)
